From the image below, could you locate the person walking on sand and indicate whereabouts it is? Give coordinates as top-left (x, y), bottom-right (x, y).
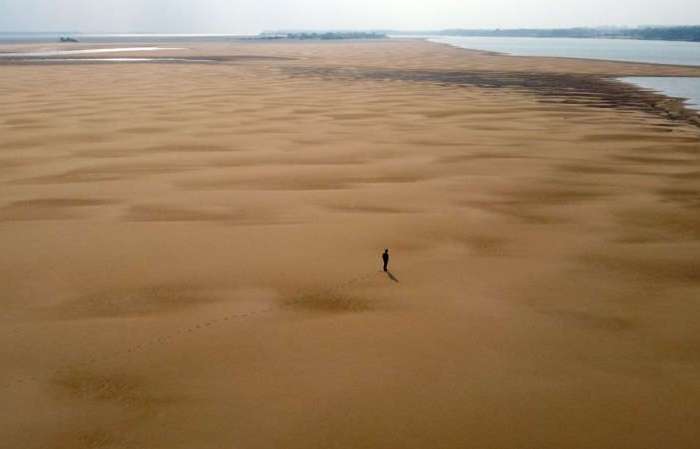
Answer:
top-left (382, 249), bottom-right (390, 272)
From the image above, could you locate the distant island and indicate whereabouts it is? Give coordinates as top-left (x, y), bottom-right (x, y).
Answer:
top-left (259, 27), bottom-right (700, 43)
top-left (388, 26), bottom-right (700, 42)
top-left (258, 31), bottom-right (386, 40)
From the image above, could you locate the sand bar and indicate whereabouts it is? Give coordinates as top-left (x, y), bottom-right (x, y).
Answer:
top-left (1, 39), bottom-right (699, 449)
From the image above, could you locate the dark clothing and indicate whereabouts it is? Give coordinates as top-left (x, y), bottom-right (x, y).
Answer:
top-left (382, 252), bottom-right (389, 272)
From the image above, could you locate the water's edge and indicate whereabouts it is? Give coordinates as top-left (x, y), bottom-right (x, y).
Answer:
top-left (427, 36), bottom-right (700, 116)
top-left (619, 77), bottom-right (700, 112)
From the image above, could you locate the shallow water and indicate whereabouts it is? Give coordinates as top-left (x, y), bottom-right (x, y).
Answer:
top-left (428, 36), bottom-right (700, 67)
top-left (0, 32), bottom-right (252, 44)
top-left (620, 77), bottom-right (700, 111)
top-left (6, 58), bottom-right (209, 63)
top-left (427, 36), bottom-right (700, 112)
top-left (0, 47), bottom-right (184, 57)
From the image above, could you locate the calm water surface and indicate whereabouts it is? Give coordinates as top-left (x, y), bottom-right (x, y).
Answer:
top-left (429, 36), bottom-right (700, 66)
top-left (428, 36), bottom-right (700, 111)
top-left (619, 77), bottom-right (700, 110)
top-left (0, 47), bottom-right (184, 57)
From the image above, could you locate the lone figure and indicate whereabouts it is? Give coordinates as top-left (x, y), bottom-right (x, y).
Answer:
top-left (382, 249), bottom-right (390, 272)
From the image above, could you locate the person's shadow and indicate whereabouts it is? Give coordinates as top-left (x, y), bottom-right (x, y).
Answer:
top-left (386, 271), bottom-right (399, 283)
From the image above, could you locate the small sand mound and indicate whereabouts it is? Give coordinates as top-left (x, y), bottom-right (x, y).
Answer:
top-left (285, 290), bottom-right (373, 313)
top-left (53, 370), bottom-right (142, 403)
top-left (51, 429), bottom-right (135, 449)
top-left (51, 369), bottom-right (176, 410)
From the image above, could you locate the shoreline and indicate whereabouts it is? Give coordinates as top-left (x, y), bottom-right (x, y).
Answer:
top-left (1, 39), bottom-right (699, 126)
top-left (421, 38), bottom-right (700, 125)
top-left (398, 36), bottom-right (700, 68)
top-left (285, 64), bottom-right (700, 128)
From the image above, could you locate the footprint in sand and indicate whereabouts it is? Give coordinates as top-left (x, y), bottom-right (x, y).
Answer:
top-left (4, 272), bottom-right (381, 392)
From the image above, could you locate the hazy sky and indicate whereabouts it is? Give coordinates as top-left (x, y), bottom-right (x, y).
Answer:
top-left (1, 0), bottom-right (699, 34)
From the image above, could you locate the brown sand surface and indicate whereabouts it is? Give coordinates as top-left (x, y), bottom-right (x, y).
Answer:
top-left (1, 39), bottom-right (700, 449)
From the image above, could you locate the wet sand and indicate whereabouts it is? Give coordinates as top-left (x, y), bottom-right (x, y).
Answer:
top-left (1, 39), bottom-right (700, 449)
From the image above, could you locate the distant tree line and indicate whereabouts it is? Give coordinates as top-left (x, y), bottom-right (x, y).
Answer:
top-left (389, 26), bottom-right (700, 42)
top-left (624, 26), bottom-right (700, 42)
top-left (258, 32), bottom-right (386, 40)
top-left (260, 27), bottom-right (700, 43)
top-left (439, 28), bottom-right (606, 38)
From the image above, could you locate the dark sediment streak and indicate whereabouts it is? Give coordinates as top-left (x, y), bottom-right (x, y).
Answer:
top-left (285, 66), bottom-right (700, 129)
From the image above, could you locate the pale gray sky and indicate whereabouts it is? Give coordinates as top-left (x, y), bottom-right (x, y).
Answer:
top-left (1, 0), bottom-right (698, 34)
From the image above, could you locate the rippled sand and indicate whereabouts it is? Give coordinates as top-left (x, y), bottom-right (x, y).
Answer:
top-left (1, 39), bottom-right (700, 449)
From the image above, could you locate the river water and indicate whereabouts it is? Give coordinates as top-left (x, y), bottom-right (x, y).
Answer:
top-left (428, 36), bottom-right (700, 111)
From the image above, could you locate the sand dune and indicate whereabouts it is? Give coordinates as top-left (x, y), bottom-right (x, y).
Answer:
top-left (1, 39), bottom-right (700, 449)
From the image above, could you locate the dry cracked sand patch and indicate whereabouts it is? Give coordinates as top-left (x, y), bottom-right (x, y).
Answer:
top-left (1, 40), bottom-right (700, 449)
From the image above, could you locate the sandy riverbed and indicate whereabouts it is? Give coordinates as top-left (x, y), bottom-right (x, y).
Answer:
top-left (1, 39), bottom-right (699, 449)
